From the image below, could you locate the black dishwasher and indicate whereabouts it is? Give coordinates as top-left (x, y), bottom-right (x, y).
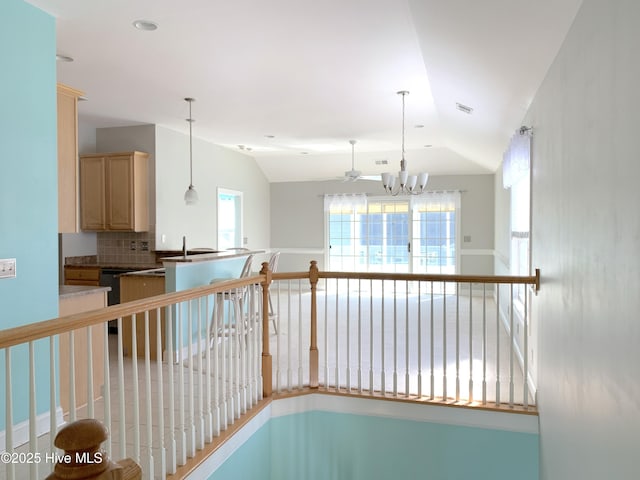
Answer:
top-left (100, 268), bottom-right (136, 332)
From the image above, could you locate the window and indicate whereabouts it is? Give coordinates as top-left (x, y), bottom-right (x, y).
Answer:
top-left (325, 192), bottom-right (460, 273)
top-left (217, 188), bottom-right (243, 250)
top-left (503, 129), bottom-right (531, 305)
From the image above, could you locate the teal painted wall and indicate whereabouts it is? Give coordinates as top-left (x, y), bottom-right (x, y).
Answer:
top-left (0, 0), bottom-right (58, 428)
top-left (210, 411), bottom-right (539, 480)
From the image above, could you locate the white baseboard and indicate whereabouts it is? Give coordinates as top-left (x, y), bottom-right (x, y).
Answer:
top-left (0, 407), bottom-right (64, 451)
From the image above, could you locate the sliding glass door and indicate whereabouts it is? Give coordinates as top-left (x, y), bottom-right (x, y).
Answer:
top-left (325, 193), bottom-right (459, 273)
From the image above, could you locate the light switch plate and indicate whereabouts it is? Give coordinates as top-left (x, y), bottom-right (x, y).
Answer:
top-left (0, 258), bottom-right (16, 279)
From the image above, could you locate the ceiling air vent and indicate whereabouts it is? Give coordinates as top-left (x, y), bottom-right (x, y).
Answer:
top-left (456, 102), bottom-right (473, 114)
top-left (375, 160), bottom-right (388, 165)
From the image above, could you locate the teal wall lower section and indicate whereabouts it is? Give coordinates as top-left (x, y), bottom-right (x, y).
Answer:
top-left (0, 0), bottom-right (57, 430)
top-left (210, 411), bottom-right (539, 480)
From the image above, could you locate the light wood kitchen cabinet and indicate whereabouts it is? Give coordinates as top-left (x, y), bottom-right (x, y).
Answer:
top-left (80, 151), bottom-right (149, 231)
top-left (120, 273), bottom-right (166, 359)
top-left (64, 265), bottom-right (101, 286)
top-left (57, 83), bottom-right (84, 233)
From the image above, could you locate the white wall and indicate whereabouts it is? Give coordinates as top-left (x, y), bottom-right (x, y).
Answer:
top-left (271, 174), bottom-right (495, 273)
top-left (522, 2), bottom-right (640, 478)
top-left (155, 126), bottom-right (270, 252)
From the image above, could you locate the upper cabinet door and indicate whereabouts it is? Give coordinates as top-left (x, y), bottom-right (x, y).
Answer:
top-left (80, 151), bottom-right (149, 232)
top-left (107, 154), bottom-right (135, 230)
top-left (79, 156), bottom-right (106, 230)
top-left (57, 83), bottom-right (84, 233)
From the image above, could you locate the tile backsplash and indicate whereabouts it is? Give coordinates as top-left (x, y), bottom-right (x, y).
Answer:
top-left (97, 230), bottom-right (158, 265)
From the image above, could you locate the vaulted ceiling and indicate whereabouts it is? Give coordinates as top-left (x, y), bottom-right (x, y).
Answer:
top-left (28, 0), bottom-right (582, 182)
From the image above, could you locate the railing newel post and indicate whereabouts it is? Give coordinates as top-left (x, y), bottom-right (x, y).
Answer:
top-left (309, 261), bottom-right (320, 389)
top-left (260, 261), bottom-right (273, 398)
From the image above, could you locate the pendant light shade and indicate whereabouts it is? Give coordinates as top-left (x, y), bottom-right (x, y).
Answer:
top-left (183, 97), bottom-right (198, 205)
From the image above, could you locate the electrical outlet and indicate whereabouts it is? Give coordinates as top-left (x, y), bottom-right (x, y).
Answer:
top-left (140, 241), bottom-right (149, 251)
top-left (0, 258), bottom-right (17, 279)
top-left (130, 241), bottom-right (137, 251)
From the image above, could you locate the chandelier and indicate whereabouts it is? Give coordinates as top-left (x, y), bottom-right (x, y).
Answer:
top-left (381, 90), bottom-right (428, 195)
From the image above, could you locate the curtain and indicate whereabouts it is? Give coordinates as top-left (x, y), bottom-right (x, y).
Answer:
top-left (323, 193), bottom-right (368, 212)
top-left (410, 190), bottom-right (461, 211)
top-left (502, 129), bottom-right (531, 189)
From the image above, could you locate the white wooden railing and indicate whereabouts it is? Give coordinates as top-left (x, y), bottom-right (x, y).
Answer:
top-left (270, 264), bottom-right (540, 408)
top-left (0, 263), bottom-right (539, 480)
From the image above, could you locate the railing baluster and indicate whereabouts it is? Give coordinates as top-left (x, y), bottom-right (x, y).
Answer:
top-left (405, 280), bottom-right (410, 397)
top-left (86, 325), bottom-right (94, 418)
top-left (211, 295), bottom-right (221, 437)
top-left (155, 306), bottom-right (167, 478)
top-left (5, 347), bottom-right (15, 480)
top-left (368, 279), bottom-right (374, 395)
top-left (357, 278), bottom-right (362, 393)
top-left (482, 284), bottom-right (488, 405)
top-left (68, 330), bottom-right (76, 422)
top-left (455, 282), bottom-right (460, 402)
top-left (429, 281), bottom-right (434, 400)
top-left (381, 280), bottom-right (386, 396)
top-left (275, 281), bottom-right (281, 393)
top-left (346, 278), bottom-right (351, 392)
top-left (298, 278), bottom-right (303, 389)
top-left (523, 285), bottom-right (529, 408)
top-left (468, 286), bottom-right (473, 403)
top-left (131, 313), bottom-right (140, 463)
top-left (29, 341), bottom-right (38, 480)
top-left (393, 280), bottom-right (398, 397)
top-left (177, 304), bottom-right (186, 464)
top-left (49, 336), bottom-right (56, 454)
top-left (166, 305), bottom-right (177, 474)
top-left (117, 317), bottom-right (127, 460)
top-left (204, 297), bottom-right (213, 443)
top-left (196, 299), bottom-right (205, 446)
top-left (334, 279), bottom-right (339, 390)
top-left (102, 322), bottom-right (112, 458)
top-left (417, 281), bottom-right (422, 398)
top-left (495, 287), bottom-right (501, 406)
top-left (442, 281), bottom-right (447, 400)
top-left (324, 278), bottom-right (329, 389)
top-left (218, 293), bottom-right (228, 431)
top-left (509, 284), bottom-right (515, 406)
top-left (144, 310), bottom-right (154, 478)
top-left (187, 300), bottom-right (196, 455)
top-left (288, 280), bottom-right (293, 392)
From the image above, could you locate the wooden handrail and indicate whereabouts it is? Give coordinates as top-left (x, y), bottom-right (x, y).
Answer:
top-left (0, 273), bottom-right (266, 351)
top-left (318, 270), bottom-right (540, 286)
top-left (0, 267), bottom-right (540, 351)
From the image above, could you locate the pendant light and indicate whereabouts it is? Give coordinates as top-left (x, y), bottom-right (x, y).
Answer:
top-left (381, 90), bottom-right (428, 195)
top-left (183, 97), bottom-right (198, 205)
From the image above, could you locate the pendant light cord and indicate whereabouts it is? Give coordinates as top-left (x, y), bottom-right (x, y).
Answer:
top-left (188, 99), bottom-right (194, 187)
top-left (398, 90), bottom-right (408, 171)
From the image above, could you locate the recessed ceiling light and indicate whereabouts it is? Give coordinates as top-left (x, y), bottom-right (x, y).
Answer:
top-left (424, 144), bottom-right (432, 148)
top-left (265, 135), bottom-right (275, 139)
top-left (414, 124), bottom-right (424, 128)
top-left (56, 54), bottom-right (74, 62)
top-left (132, 20), bottom-right (158, 31)
top-left (456, 102), bottom-right (473, 114)
top-left (301, 152), bottom-right (309, 155)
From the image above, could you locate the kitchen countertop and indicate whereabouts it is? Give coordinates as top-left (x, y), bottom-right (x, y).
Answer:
top-left (161, 249), bottom-right (262, 264)
top-left (64, 263), bottom-right (162, 270)
top-left (59, 285), bottom-right (111, 299)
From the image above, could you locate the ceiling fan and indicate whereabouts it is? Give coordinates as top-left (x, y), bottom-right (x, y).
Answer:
top-left (341, 139), bottom-right (379, 182)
